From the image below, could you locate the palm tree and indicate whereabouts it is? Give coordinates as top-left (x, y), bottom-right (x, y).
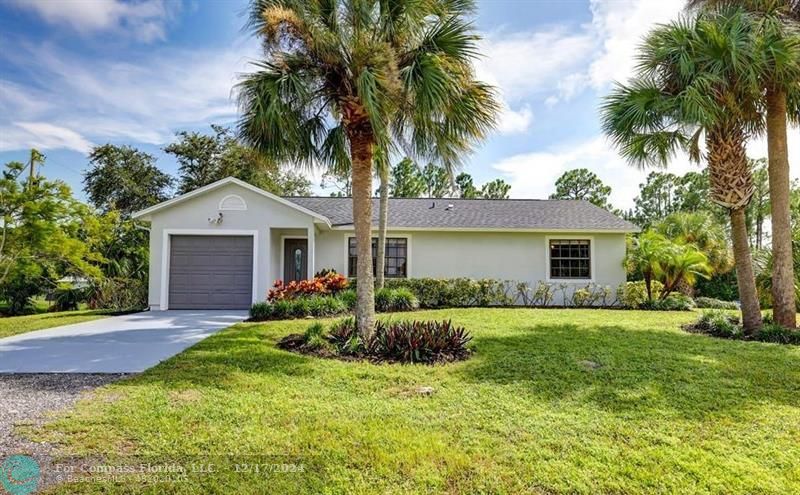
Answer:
top-left (625, 231), bottom-right (670, 302)
top-left (687, 0), bottom-right (800, 327)
top-left (601, 10), bottom-right (766, 332)
top-left (237, 0), bottom-right (498, 338)
top-left (655, 211), bottom-right (733, 274)
top-left (375, 149), bottom-right (390, 289)
top-left (658, 242), bottom-right (713, 298)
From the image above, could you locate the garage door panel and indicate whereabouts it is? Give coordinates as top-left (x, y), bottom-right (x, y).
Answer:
top-left (169, 235), bottom-right (253, 309)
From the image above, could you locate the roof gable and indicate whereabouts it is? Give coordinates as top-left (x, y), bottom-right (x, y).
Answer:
top-left (131, 177), bottom-right (331, 226)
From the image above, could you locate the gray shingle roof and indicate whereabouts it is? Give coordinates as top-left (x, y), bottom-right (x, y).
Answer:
top-left (285, 197), bottom-right (638, 231)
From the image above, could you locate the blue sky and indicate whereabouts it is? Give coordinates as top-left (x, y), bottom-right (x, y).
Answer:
top-left (1, 0), bottom-right (796, 209)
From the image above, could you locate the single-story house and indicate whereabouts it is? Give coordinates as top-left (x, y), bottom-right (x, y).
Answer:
top-left (132, 177), bottom-right (638, 310)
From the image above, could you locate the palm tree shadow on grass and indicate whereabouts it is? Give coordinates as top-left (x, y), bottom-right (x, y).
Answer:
top-left (460, 323), bottom-right (800, 418)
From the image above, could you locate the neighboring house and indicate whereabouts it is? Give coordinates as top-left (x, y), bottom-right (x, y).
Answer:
top-left (132, 177), bottom-right (638, 310)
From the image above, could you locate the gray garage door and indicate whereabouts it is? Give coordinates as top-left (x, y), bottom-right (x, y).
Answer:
top-left (169, 235), bottom-right (253, 309)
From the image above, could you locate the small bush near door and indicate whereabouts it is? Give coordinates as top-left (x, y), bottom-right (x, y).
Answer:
top-left (249, 288), bottom-right (421, 322)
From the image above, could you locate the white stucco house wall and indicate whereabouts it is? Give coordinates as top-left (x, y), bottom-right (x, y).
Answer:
top-left (132, 177), bottom-right (638, 310)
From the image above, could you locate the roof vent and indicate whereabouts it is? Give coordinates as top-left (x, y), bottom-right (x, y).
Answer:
top-left (445, 203), bottom-right (454, 211)
top-left (429, 201), bottom-right (436, 209)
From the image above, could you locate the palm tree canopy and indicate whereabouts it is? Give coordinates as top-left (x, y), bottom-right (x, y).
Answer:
top-left (687, 0), bottom-right (800, 22)
top-left (686, 0), bottom-right (800, 123)
top-left (236, 0), bottom-right (499, 175)
top-left (601, 9), bottom-right (766, 170)
top-left (655, 211), bottom-right (733, 272)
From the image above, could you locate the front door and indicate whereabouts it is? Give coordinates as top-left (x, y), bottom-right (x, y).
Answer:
top-left (283, 238), bottom-right (308, 282)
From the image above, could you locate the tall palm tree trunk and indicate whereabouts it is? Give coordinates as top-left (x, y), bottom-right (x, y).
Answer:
top-left (707, 128), bottom-right (763, 333)
top-left (375, 164), bottom-right (389, 289)
top-left (730, 207), bottom-right (764, 333)
top-left (349, 129), bottom-right (376, 339)
top-left (765, 88), bottom-right (797, 328)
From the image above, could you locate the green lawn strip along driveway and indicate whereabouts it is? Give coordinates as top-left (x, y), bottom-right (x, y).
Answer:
top-left (31, 308), bottom-right (800, 494)
top-left (0, 310), bottom-right (112, 339)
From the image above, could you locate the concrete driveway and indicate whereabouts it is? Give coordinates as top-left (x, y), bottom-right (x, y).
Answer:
top-left (0, 311), bottom-right (247, 373)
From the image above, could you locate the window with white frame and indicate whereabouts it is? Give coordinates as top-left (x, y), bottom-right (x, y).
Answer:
top-left (348, 237), bottom-right (407, 278)
top-left (549, 239), bottom-right (591, 279)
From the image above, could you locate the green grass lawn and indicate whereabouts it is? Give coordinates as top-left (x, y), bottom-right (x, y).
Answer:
top-left (32, 309), bottom-right (800, 494)
top-left (0, 309), bottom-right (111, 339)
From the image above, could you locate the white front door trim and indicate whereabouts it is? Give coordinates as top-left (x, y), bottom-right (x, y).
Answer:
top-left (161, 229), bottom-right (259, 310)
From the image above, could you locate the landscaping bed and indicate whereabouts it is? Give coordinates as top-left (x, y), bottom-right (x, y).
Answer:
top-left (277, 317), bottom-right (472, 364)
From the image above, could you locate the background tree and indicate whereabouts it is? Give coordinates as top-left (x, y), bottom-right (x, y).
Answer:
top-left (455, 173), bottom-right (480, 199)
top-left (550, 168), bottom-right (613, 209)
top-left (389, 158), bottom-right (426, 198)
top-left (630, 172), bottom-right (680, 228)
top-left (480, 178), bottom-right (511, 199)
top-left (602, 9), bottom-right (766, 332)
top-left (84, 145), bottom-right (173, 217)
top-left (422, 163), bottom-right (451, 197)
top-left (689, 0), bottom-right (800, 328)
top-left (1, 159), bottom-right (104, 314)
top-left (165, 125), bottom-right (311, 196)
top-left (748, 159), bottom-right (771, 248)
top-left (237, 0), bottom-right (498, 337)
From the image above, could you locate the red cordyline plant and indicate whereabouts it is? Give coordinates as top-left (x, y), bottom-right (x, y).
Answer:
top-left (268, 272), bottom-right (349, 302)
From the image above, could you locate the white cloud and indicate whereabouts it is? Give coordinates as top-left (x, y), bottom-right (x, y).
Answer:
top-left (491, 128), bottom-right (800, 207)
top-left (476, 27), bottom-right (594, 103)
top-left (0, 39), bottom-right (259, 150)
top-left (0, 122), bottom-right (93, 153)
top-left (491, 136), bottom-right (698, 208)
top-left (6, 0), bottom-right (181, 42)
top-left (588, 0), bottom-right (685, 89)
top-left (475, 1), bottom-right (686, 109)
top-left (496, 104), bottom-right (533, 134)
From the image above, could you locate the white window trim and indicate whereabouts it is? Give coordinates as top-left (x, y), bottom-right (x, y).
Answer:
top-left (343, 233), bottom-right (412, 278)
top-left (160, 229), bottom-right (259, 310)
top-left (280, 235), bottom-right (310, 280)
top-left (218, 194), bottom-right (247, 211)
top-left (545, 235), bottom-right (595, 283)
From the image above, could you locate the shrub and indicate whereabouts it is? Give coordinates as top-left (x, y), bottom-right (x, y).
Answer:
top-left (694, 297), bottom-right (738, 310)
top-left (617, 280), bottom-right (665, 309)
top-left (269, 299), bottom-right (293, 320)
top-left (249, 302), bottom-right (273, 320)
top-left (369, 319), bottom-right (472, 364)
top-left (374, 288), bottom-right (395, 312)
top-left (303, 322), bottom-right (329, 350)
top-left (337, 289), bottom-right (357, 310)
top-left (285, 317), bottom-right (472, 364)
top-left (642, 293), bottom-right (695, 311)
top-left (326, 317), bottom-right (361, 354)
top-left (756, 323), bottom-right (800, 345)
top-left (52, 283), bottom-right (88, 312)
top-left (390, 288), bottom-right (419, 311)
top-left (268, 272), bottom-right (349, 301)
top-left (363, 278), bottom-right (512, 308)
top-left (375, 288), bottom-right (420, 312)
top-left (249, 296), bottom-right (348, 321)
top-left (694, 310), bottom-right (742, 338)
top-left (88, 278), bottom-right (147, 312)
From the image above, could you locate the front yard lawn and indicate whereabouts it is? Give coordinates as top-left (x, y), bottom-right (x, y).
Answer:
top-left (0, 309), bottom-right (111, 339)
top-left (33, 309), bottom-right (800, 494)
